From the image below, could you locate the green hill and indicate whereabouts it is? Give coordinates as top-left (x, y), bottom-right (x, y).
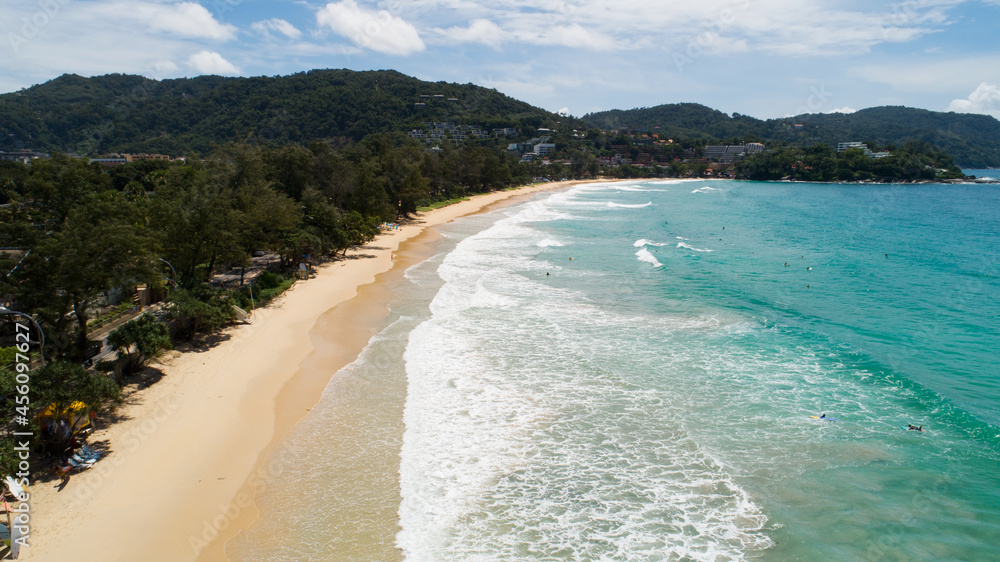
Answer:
top-left (0, 70), bottom-right (575, 156)
top-left (583, 104), bottom-right (1000, 168)
top-left (6, 70), bottom-right (998, 167)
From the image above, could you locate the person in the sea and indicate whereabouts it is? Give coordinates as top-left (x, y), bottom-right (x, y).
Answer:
top-left (820, 414), bottom-right (826, 419)
top-left (908, 424), bottom-right (923, 431)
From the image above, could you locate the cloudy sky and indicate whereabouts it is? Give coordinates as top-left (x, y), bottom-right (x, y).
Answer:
top-left (2, 0), bottom-right (999, 119)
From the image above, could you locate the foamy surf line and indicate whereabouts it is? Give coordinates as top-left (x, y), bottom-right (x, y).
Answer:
top-left (608, 201), bottom-right (653, 208)
top-left (634, 238), bottom-right (669, 247)
top-left (678, 242), bottom-right (713, 252)
top-left (537, 238), bottom-right (565, 247)
top-left (397, 195), bottom-right (772, 558)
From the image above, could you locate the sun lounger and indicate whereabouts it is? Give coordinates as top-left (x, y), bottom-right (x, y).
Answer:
top-left (80, 444), bottom-right (102, 458)
top-left (71, 453), bottom-right (98, 465)
top-left (66, 457), bottom-right (95, 470)
top-left (73, 447), bottom-right (101, 460)
top-left (4, 476), bottom-right (26, 498)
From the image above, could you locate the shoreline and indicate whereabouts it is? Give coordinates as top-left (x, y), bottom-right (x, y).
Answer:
top-left (22, 180), bottom-right (597, 562)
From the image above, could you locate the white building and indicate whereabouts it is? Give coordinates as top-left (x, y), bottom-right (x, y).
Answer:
top-left (534, 143), bottom-right (557, 155)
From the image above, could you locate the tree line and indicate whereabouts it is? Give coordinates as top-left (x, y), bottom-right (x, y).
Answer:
top-left (0, 133), bottom-right (531, 358)
top-left (0, 132), bottom-right (535, 471)
top-left (734, 141), bottom-right (966, 182)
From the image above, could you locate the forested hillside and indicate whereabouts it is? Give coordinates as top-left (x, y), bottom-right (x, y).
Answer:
top-left (0, 70), bottom-right (578, 156)
top-left (583, 104), bottom-right (1000, 168)
top-left (5, 70), bottom-right (997, 167)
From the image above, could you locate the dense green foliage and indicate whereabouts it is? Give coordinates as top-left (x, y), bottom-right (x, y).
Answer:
top-left (0, 130), bottom-right (538, 364)
top-left (107, 313), bottom-right (172, 378)
top-left (583, 103), bottom-right (1000, 168)
top-left (230, 272), bottom-right (296, 310)
top-left (0, 70), bottom-right (578, 156)
top-left (0, 69), bottom-right (988, 479)
top-left (735, 141), bottom-right (965, 182)
top-left (165, 288), bottom-right (235, 341)
top-left (0, 360), bottom-right (121, 461)
top-left (0, 154), bottom-right (159, 359)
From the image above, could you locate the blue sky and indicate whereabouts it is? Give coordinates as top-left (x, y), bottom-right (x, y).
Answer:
top-left (2, 0), bottom-right (999, 120)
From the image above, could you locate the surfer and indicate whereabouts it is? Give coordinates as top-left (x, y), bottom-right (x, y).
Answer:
top-left (820, 414), bottom-right (826, 419)
top-left (907, 424), bottom-right (923, 431)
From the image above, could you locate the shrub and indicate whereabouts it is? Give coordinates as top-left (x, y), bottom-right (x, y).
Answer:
top-left (107, 313), bottom-right (172, 377)
top-left (166, 288), bottom-right (234, 340)
top-left (0, 347), bottom-right (15, 369)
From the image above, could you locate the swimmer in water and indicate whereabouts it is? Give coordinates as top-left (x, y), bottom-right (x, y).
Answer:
top-left (908, 424), bottom-right (923, 431)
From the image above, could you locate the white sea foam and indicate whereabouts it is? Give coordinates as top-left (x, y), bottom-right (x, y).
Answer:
top-left (608, 201), bottom-right (653, 208)
top-left (397, 185), bottom-right (780, 560)
top-left (692, 186), bottom-right (720, 193)
top-left (536, 238), bottom-right (565, 247)
top-left (635, 247), bottom-right (664, 268)
top-left (633, 238), bottom-right (669, 247)
top-left (678, 242), bottom-right (713, 253)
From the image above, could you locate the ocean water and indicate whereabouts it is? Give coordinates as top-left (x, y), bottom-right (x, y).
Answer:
top-left (963, 168), bottom-right (999, 181)
top-left (232, 179), bottom-right (1000, 561)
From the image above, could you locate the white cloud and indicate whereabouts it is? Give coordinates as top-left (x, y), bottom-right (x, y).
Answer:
top-left (137, 2), bottom-right (238, 41)
top-left (316, 0), bottom-right (425, 56)
top-left (948, 83), bottom-right (1000, 119)
top-left (852, 56), bottom-right (1000, 93)
top-left (520, 23), bottom-right (618, 50)
top-left (399, 0), bottom-right (959, 56)
top-left (252, 18), bottom-right (303, 40)
top-left (437, 19), bottom-right (506, 47)
top-left (187, 50), bottom-right (239, 75)
top-left (151, 60), bottom-right (182, 77)
top-left (828, 107), bottom-right (857, 114)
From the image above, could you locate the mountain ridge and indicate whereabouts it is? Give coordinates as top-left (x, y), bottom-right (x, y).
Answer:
top-left (2, 70), bottom-right (998, 167)
top-left (582, 103), bottom-right (1000, 167)
top-left (0, 69), bottom-right (575, 157)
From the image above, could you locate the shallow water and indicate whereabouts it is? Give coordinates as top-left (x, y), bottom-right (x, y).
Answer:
top-left (233, 179), bottom-right (1000, 561)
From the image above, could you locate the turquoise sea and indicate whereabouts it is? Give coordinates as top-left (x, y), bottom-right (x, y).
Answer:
top-left (233, 178), bottom-right (1000, 561)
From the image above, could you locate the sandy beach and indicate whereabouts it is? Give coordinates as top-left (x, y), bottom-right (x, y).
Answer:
top-left (21, 180), bottom-right (591, 562)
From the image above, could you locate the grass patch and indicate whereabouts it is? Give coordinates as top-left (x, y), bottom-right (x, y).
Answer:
top-left (229, 271), bottom-right (297, 310)
top-left (417, 196), bottom-right (471, 212)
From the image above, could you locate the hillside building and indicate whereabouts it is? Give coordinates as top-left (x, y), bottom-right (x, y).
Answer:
top-left (837, 142), bottom-right (890, 158)
top-left (704, 143), bottom-right (765, 164)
